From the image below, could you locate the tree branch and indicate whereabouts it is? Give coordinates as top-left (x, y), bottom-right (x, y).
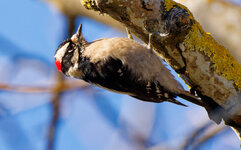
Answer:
top-left (81, 0), bottom-right (241, 140)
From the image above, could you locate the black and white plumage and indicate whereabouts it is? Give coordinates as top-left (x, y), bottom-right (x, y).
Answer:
top-left (54, 24), bottom-right (203, 106)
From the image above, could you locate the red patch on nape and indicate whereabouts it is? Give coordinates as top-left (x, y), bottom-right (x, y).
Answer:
top-left (55, 59), bottom-right (62, 71)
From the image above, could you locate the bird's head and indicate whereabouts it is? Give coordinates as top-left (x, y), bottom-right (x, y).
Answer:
top-left (54, 24), bottom-right (87, 73)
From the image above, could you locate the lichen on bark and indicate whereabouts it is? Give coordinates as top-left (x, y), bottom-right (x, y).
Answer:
top-left (183, 22), bottom-right (241, 90)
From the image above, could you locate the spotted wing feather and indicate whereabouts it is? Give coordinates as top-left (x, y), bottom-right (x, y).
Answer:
top-left (80, 57), bottom-right (185, 106)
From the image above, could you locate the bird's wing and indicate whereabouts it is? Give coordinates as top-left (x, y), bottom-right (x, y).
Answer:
top-left (82, 56), bottom-right (185, 106)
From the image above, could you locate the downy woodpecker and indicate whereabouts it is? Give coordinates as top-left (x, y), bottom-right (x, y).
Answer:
top-left (54, 24), bottom-right (203, 106)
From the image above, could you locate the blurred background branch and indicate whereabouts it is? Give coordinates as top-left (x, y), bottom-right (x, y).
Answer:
top-left (47, 72), bottom-right (63, 150)
top-left (182, 122), bottom-right (228, 150)
top-left (0, 80), bottom-right (89, 93)
top-left (45, 0), bottom-right (125, 31)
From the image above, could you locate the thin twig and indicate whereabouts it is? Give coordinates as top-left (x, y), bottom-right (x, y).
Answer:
top-left (182, 122), bottom-right (213, 150)
top-left (68, 15), bottom-right (77, 36)
top-left (47, 72), bottom-right (64, 150)
top-left (182, 122), bottom-right (227, 150)
top-left (0, 80), bottom-right (89, 93)
top-left (192, 126), bottom-right (228, 149)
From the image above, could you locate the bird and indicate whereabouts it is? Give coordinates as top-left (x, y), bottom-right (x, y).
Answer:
top-left (54, 24), bottom-right (203, 106)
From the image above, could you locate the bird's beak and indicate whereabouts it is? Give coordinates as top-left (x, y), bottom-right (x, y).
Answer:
top-left (71, 24), bottom-right (83, 44)
top-left (76, 24), bottom-right (82, 41)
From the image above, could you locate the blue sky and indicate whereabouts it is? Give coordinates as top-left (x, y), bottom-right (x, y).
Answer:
top-left (0, 0), bottom-right (240, 150)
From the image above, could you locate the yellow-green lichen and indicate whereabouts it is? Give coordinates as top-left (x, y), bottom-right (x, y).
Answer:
top-left (164, 0), bottom-right (194, 21)
top-left (81, 0), bottom-right (97, 10)
top-left (183, 21), bottom-right (241, 89)
top-left (164, 0), bottom-right (176, 11)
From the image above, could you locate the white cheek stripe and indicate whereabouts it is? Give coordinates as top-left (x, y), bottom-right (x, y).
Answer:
top-left (54, 43), bottom-right (70, 62)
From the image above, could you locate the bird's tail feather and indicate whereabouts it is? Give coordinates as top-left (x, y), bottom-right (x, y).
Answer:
top-left (166, 98), bottom-right (187, 107)
top-left (178, 92), bottom-right (204, 107)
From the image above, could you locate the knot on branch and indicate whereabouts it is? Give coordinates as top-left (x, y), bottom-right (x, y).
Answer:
top-left (144, 6), bottom-right (193, 43)
top-left (164, 7), bottom-right (193, 35)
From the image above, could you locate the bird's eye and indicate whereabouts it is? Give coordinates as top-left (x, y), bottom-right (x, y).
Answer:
top-left (68, 49), bottom-right (73, 53)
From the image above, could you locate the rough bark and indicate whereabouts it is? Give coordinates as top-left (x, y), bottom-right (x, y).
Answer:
top-left (81, 0), bottom-right (241, 140)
